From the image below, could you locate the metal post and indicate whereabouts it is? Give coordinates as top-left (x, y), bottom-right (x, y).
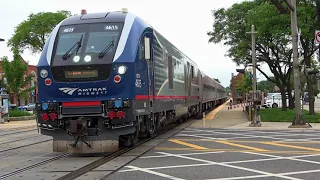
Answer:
top-left (247, 25), bottom-right (261, 127)
top-left (202, 112), bottom-right (206, 128)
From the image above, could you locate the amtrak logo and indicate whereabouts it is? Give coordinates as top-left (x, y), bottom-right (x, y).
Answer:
top-left (59, 87), bottom-right (107, 96)
top-left (59, 88), bottom-right (79, 95)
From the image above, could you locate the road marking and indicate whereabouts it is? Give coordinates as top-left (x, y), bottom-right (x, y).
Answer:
top-left (156, 152), bottom-right (300, 180)
top-left (121, 153), bottom-right (320, 173)
top-left (261, 142), bottom-right (320, 152)
top-left (215, 140), bottom-right (267, 152)
top-left (140, 151), bottom-right (225, 159)
top-left (244, 151), bottom-right (320, 165)
top-left (153, 147), bottom-right (320, 154)
top-left (171, 139), bottom-right (320, 144)
top-left (125, 166), bottom-right (185, 180)
top-left (169, 139), bottom-right (208, 150)
top-left (185, 128), bottom-right (287, 140)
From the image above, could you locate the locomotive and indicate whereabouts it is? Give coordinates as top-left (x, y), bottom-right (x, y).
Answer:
top-left (36, 9), bottom-right (227, 153)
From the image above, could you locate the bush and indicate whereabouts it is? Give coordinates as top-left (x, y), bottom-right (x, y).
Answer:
top-left (8, 110), bottom-right (32, 117)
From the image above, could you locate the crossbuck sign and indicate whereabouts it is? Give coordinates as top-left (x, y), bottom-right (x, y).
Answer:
top-left (315, 30), bottom-right (320, 44)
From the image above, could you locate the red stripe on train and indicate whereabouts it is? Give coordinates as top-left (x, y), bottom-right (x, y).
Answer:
top-left (135, 95), bottom-right (199, 100)
top-left (62, 101), bottom-right (101, 107)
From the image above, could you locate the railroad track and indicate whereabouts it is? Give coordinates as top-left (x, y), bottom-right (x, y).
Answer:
top-left (56, 120), bottom-right (196, 180)
top-left (0, 127), bottom-right (37, 137)
top-left (0, 134), bottom-right (44, 145)
top-left (0, 138), bottom-right (52, 154)
top-left (0, 152), bottom-right (71, 180)
top-left (0, 108), bottom-right (211, 180)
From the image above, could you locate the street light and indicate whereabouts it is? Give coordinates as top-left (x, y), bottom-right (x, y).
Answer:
top-left (0, 38), bottom-right (4, 42)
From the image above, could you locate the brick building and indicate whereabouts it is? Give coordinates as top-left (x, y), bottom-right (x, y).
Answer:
top-left (230, 71), bottom-right (245, 104)
top-left (0, 56), bottom-right (37, 106)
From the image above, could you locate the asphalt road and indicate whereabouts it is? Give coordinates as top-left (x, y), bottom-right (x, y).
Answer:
top-left (103, 128), bottom-right (320, 180)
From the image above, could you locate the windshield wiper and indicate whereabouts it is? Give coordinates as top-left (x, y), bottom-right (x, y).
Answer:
top-left (62, 34), bottom-right (83, 60)
top-left (98, 41), bottom-right (114, 59)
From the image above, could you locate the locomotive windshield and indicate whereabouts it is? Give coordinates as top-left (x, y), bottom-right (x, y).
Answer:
top-left (51, 23), bottom-right (122, 66)
top-left (50, 22), bottom-right (123, 82)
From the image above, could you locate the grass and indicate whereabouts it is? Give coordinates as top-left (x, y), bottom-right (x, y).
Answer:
top-left (8, 110), bottom-right (33, 117)
top-left (259, 108), bottom-right (320, 123)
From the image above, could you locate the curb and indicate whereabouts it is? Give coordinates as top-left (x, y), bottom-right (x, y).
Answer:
top-left (4, 115), bottom-right (36, 121)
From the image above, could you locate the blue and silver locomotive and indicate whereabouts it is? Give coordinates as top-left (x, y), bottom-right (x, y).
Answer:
top-left (36, 9), bottom-right (227, 153)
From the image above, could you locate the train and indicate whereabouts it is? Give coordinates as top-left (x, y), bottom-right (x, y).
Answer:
top-left (35, 9), bottom-right (227, 153)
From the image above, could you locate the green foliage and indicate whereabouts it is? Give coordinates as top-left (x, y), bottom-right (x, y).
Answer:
top-left (1, 49), bottom-right (35, 101)
top-left (257, 78), bottom-right (276, 92)
top-left (207, 0), bottom-right (320, 111)
top-left (214, 78), bottom-right (221, 83)
top-left (259, 108), bottom-right (320, 123)
top-left (7, 10), bottom-right (71, 54)
top-left (237, 73), bottom-right (252, 94)
top-left (8, 110), bottom-right (32, 117)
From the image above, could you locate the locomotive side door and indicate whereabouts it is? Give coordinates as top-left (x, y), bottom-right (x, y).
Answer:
top-left (144, 36), bottom-right (154, 113)
top-left (143, 34), bottom-right (156, 135)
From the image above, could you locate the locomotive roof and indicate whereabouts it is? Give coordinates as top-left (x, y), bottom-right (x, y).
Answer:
top-left (61, 11), bottom-right (128, 26)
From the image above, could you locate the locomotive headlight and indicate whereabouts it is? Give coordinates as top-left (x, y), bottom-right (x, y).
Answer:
top-left (40, 69), bottom-right (48, 78)
top-left (117, 65), bottom-right (127, 74)
top-left (73, 55), bottom-right (80, 62)
top-left (84, 55), bottom-right (91, 62)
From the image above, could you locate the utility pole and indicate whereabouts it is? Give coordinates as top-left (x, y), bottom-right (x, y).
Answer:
top-left (247, 25), bottom-right (261, 127)
top-left (288, 0), bottom-right (308, 127)
top-left (270, 0), bottom-right (309, 127)
top-left (0, 38), bottom-right (4, 124)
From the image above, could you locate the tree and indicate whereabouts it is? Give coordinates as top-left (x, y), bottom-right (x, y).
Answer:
top-left (214, 78), bottom-right (221, 83)
top-left (1, 49), bottom-right (35, 107)
top-left (257, 78), bottom-right (277, 92)
top-left (7, 10), bottom-right (71, 54)
top-left (207, 0), bottom-right (320, 113)
top-left (238, 73), bottom-right (252, 94)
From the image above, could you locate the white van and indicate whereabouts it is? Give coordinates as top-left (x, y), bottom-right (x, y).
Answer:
top-left (264, 92), bottom-right (302, 108)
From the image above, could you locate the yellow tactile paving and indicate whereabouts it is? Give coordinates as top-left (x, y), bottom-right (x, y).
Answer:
top-left (205, 99), bottom-right (230, 120)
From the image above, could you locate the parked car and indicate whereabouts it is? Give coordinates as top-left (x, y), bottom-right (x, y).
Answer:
top-left (21, 103), bottom-right (35, 111)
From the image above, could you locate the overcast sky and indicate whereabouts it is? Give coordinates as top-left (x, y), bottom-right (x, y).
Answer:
top-left (0, 0), bottom-right (272, 87)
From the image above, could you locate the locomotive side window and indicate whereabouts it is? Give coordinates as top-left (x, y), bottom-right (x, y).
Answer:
top-left (191, 65), bottom-right (194, 78)
top-left (138, 38), bottom-right (144, 59)
top-left (168, 55), bottom-right (173, 90)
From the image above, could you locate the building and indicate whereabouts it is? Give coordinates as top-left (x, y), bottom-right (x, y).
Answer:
top-left (0, 56), bottom-right (37, 106)
top-left (230, 71), bottom-right (245, 104)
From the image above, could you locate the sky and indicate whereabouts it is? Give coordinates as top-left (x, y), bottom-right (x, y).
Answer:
top-left (0, 0), bottom-right (272, 87)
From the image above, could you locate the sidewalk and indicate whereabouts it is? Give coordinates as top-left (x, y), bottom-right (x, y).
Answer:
top-left (190, 100), bottom-right (320, 130)
top-left (190, 102), bottom-right (248, 128)
top-left (0, 119), bottom-right (36, 130)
